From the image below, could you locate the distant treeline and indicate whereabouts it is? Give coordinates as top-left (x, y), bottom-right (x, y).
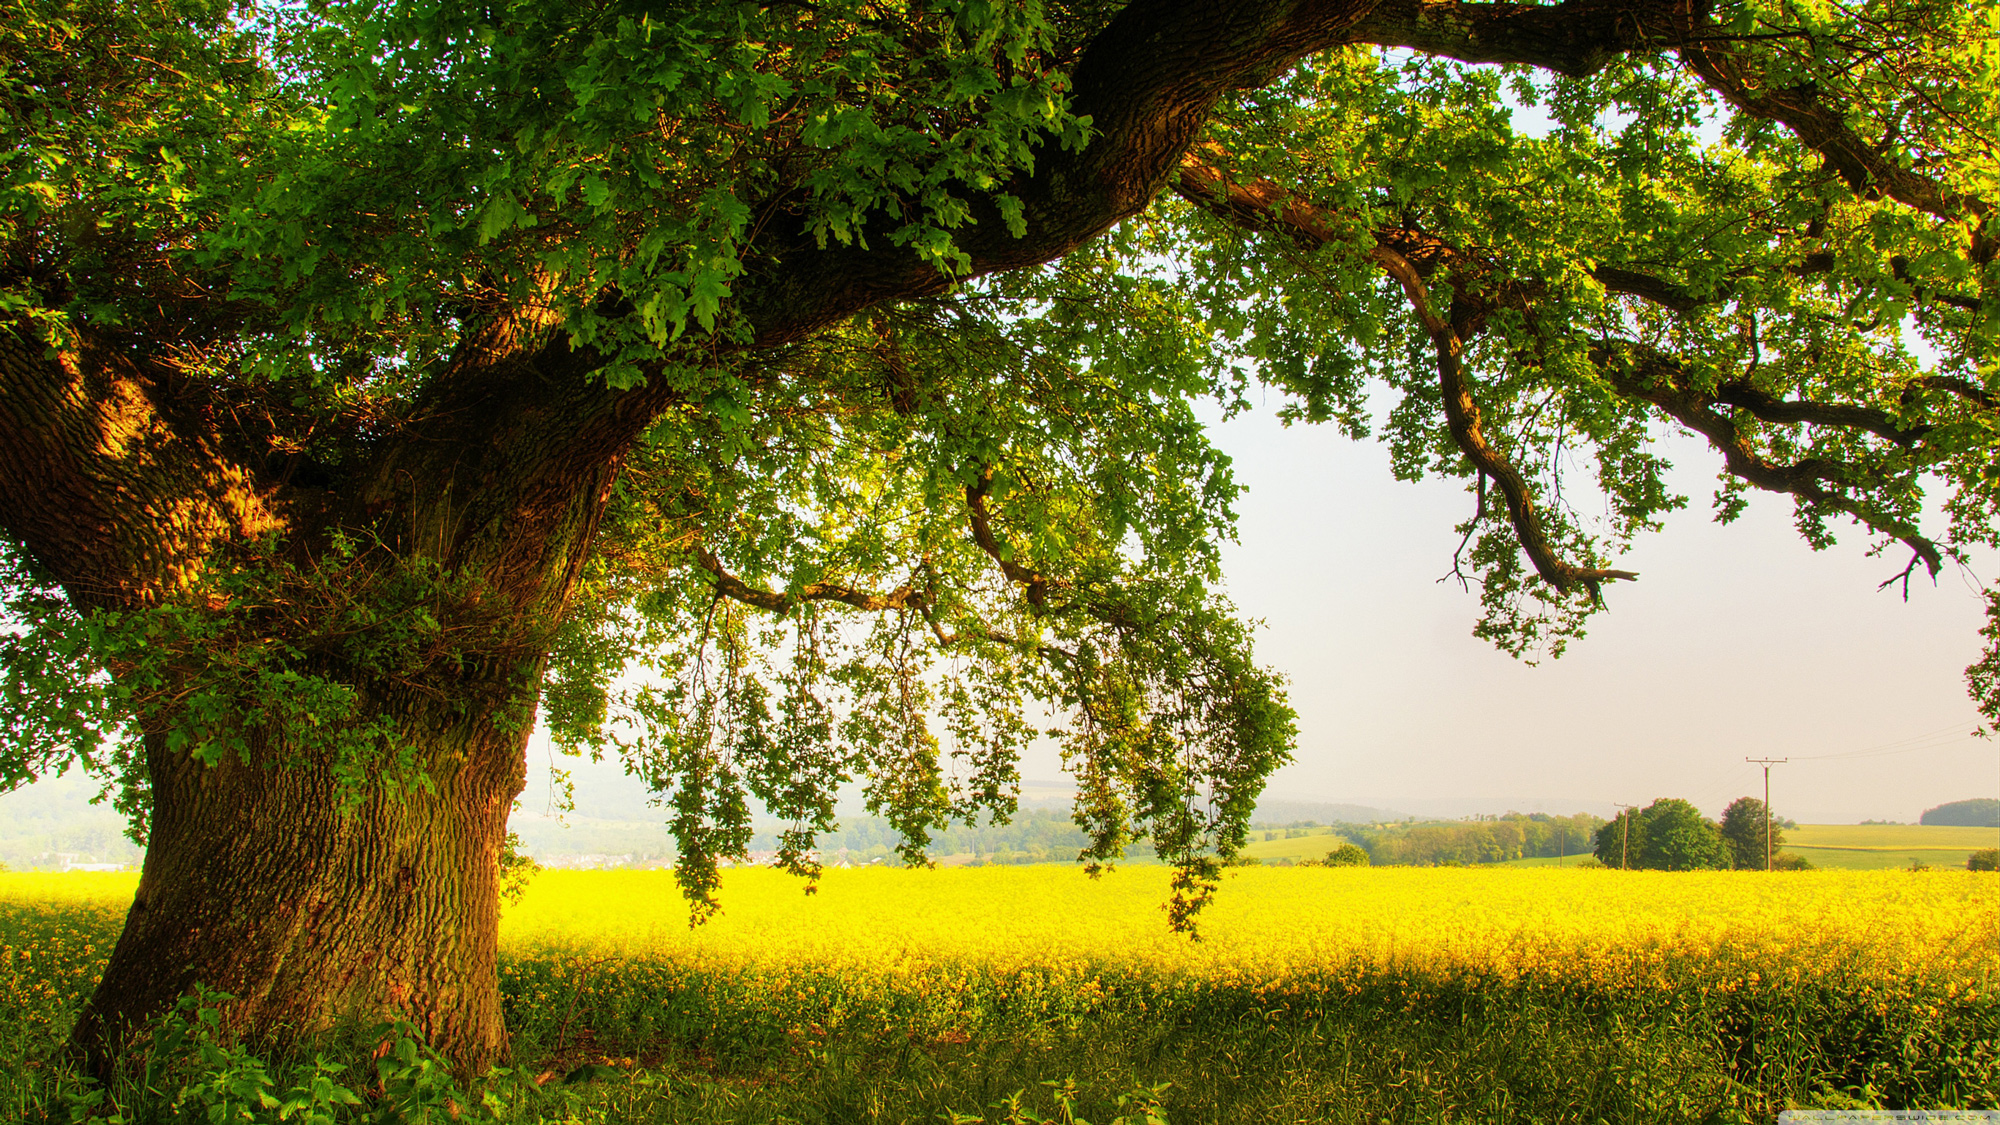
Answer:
top-left (1593, 797), bottom-right (1807, 871)
top-left (775, 809), bottom-right (1603, 869)
top-left (752, 807), bottom-right (1156, 866)
top-left (1335, 812), bottom-right (1606, 866)
top-left (1920, 798), bottom-right (2000, 827)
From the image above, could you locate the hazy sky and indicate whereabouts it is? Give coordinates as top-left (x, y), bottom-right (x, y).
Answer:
top-left (1184, 401), bottom-right (1995, 824)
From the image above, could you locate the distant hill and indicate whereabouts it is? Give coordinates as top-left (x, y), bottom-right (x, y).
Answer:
top-left (1359, 796), bottom-right (1622, 819)
top-left (0, 769), bottom-right (144, 871)
top-left (1251, 800), bottom-right (1408, 826)
top-left (1920, 798), bottom-right (2000, 827)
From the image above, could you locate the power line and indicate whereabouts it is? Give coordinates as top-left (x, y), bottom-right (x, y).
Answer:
top-left (1792, 722), bottom-right (1982, 762)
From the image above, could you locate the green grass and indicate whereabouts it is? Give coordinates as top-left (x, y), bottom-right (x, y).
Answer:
top-left (1783, 824), bottom-right (2000, 871)
top-left (1493, 853), bottom-right (1597, 868)
top-left (1788, 824), bottom-right (2000, 849)
top-left (1238, 828), bottom-right (1346, 861)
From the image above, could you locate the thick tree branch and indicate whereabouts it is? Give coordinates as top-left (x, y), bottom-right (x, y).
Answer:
top-left (1678, 43), bottom-right (1984, 223)
top-left (1588, 264), bottom-right (1707, 313)
top-left (1710, 380), bottom-right (1928, 448)
top-left (736, 0), bottom-right (1385, 348)
top-left (1345, 0), bottom-right (1700, 78)
top-left (335, 0), bottom-right (1402, 588)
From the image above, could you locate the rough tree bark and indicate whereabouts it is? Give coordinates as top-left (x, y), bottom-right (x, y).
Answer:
top-left (72, 695), bottom-right (532, 1070)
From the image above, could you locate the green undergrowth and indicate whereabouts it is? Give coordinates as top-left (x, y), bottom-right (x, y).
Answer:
top-left (3, 900), bottom-right (1997, 1124)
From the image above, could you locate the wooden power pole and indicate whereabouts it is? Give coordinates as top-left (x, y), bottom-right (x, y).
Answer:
top-left (1614, 803), bottom-right (1637, 870)
top-left (1746, 757), bottom-right (1788, 871)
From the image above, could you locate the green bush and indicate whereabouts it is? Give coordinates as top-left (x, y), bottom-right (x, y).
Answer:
top-left (1323, 843), bottom-right (1370, 867)
top-left (1969, 849), bottom-right (1999, 872)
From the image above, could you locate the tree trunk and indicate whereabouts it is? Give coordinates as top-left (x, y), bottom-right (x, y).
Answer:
top-left (68, 685), bottom-right (533, 1077)
top-left (0, 315), bottom-right (622, 1077)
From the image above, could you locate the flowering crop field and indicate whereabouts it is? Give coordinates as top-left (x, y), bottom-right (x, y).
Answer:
top-left (501, 864), bottom-right (1996, 974)
top-left (4, 867), bottom-right (1997, 1123)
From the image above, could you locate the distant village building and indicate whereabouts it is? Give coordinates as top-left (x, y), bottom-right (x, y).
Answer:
top-left (533, 853), bottom-right (635, 870)
top-left (39, 852), bottom-right (127, 872)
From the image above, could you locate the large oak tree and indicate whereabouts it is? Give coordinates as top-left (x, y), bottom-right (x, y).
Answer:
top-left (3, 0), bottom-right (1995, 1075)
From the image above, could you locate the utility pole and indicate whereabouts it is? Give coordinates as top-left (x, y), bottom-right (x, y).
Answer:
top-left (1747, 758), bottom-right (1788, 871)
top-left (1614, 803), bottom-right (1637, 870)
top-left (1558, 822), bottom-right (1566, 868)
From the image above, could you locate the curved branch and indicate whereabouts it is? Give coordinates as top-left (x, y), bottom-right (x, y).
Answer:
top-left (1177, 150), bottom-right (1967, 597)
top-left (1175, 157), bottom-right (1636, 596)
top-left (1373, 246), bottom-right (1638, 599)
top-left (1177, 152), bottom-right (1717, 316)
top-left (692, 545), bottom-right (926, 613)
top-left (964, 472), bottom-right (1053, 608)
top-left (1177, 151), bottom-right (1964, 444)
top-left (1678, 43), bottom-right (1985, 224)
top-left (915, 600), bottom-right (1077, 663)
top-left (1593, 340), bottom-right (1944, 578)
top-left (1891, 256), bottom-right (1984, 313)
top-left (1911, 375), bottom-right (1997, 412)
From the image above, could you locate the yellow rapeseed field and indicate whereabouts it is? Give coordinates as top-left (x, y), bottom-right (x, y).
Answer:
top-left (6, 867), bottom-right (1992, 987)
top-left (500, 865), bottom-right (1999, 987)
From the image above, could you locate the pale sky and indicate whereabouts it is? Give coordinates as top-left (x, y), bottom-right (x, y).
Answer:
top-left (1184, 401), bottom-right (1996, 825)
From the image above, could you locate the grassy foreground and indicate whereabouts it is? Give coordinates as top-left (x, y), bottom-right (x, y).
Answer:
top-left (3, 867), bottom-right (1997, 1123)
